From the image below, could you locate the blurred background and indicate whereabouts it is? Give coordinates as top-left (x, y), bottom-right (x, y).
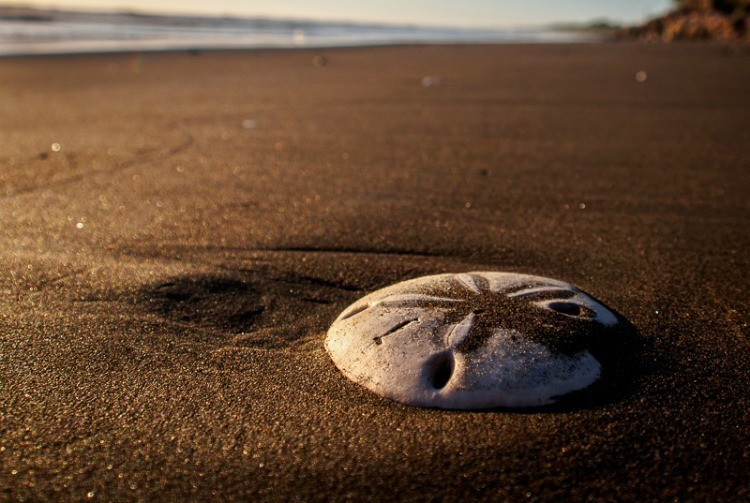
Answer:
top-left (0, 0), bottom-right (676, 55)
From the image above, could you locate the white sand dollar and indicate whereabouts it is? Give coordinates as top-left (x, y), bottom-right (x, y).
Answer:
top-left (326, 272), bottom-right (620, 409)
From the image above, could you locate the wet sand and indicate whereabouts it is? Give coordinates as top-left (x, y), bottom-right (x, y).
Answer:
top-left (1, 43), bottom-right (749, 500)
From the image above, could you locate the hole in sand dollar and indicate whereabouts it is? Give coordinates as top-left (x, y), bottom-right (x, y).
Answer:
top-left (326, 271), bottom-right (647, 410)
top-left (425, 351), bottom-right (454, 390)
top-left (548, 301), bottom-right (584, 316)
top-left (544, 301), bottom-right (599, 322)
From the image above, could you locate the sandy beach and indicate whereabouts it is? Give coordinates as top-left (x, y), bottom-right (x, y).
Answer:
top-left (1, 43), bottom-right (749, 500)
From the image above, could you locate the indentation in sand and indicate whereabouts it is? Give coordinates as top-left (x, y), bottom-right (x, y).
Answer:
top-left (138, 270), bottom-right (357, 350)
top-left (146, 276), bottom-right (265, 333)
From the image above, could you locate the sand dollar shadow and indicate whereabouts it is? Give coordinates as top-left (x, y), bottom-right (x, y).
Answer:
top-left (139, 271), bottom-right (358, 349)
top-left (542, 311), bottom-right (650, 412)
top-left (146, 276), bottom-right (265, 333)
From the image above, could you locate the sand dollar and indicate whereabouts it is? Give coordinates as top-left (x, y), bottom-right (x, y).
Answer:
top-left (326, 272), bottom-right (622, 409)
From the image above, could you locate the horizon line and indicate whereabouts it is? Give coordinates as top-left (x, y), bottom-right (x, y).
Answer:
top-left (0, 3), bottom-right (640, 31)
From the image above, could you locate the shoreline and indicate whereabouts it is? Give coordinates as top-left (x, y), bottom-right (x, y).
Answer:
top-left (0, 7), bottom-right (600, 57)
top-left (0, 34), bottom-right (601, 58)
top-left (1, 43), bottom-right (606, 61)
top-left (4, 36), bottom-right (750, 60)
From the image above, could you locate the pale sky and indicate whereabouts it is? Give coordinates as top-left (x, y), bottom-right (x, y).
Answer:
top-left (8, 1), bottom-right (673, 27)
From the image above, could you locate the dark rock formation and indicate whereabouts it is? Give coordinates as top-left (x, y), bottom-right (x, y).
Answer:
top-left (620, 1), bottom-right (750, 41)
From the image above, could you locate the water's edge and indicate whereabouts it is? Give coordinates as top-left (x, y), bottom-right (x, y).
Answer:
top-left (0, 9), bottom-right (598, 56)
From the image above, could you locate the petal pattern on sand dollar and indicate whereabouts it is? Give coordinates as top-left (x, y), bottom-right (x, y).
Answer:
top-left (326, 272), bottom-right (622, 409)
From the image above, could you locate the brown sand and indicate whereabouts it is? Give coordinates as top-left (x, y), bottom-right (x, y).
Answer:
top-left (1, 43), bottom-right (749, 500)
